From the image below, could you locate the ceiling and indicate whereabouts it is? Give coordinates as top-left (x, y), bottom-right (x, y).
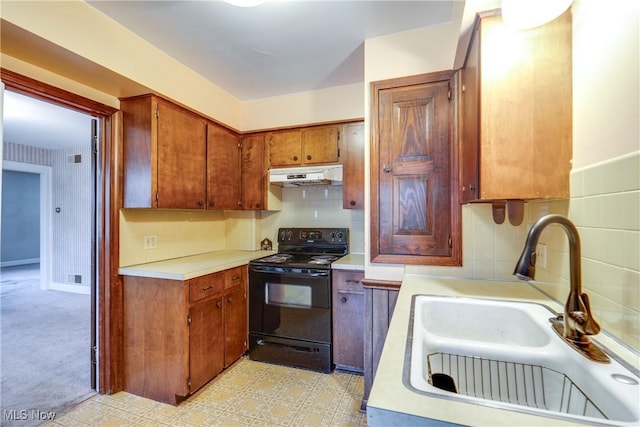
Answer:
top-left (2, 0), bottom-right (461, 151)
top-left (87, 0), bottom-right (457, 101)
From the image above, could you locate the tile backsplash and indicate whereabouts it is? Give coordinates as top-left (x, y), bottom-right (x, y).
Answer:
top-left (259, 185), bottom-right (365, 253)
top-left (565, 151), bottom-right (639, 350)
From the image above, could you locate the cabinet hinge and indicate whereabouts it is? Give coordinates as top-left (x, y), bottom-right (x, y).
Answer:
top-left (187, 313), bottom-right (191, 326)
top-left (187, 377), bottom-right (191, 390)
top-left (448, 235), bottom-right (453, 248)
top-left (155, 192), bottom-right (158, 203)
top-left (91, 345), bottom-right (97, 365)
top-left (238, 142), bottom-right (242, 149)
top-left (447, 82), bottom-right (452, 101)
top-left (155, 105), bottom-right (159, 118)
top-left (337, 130), bottom-right (340, 141)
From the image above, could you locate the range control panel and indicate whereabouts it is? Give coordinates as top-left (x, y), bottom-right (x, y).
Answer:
top-left (278, 228), bottom-right (348, 245)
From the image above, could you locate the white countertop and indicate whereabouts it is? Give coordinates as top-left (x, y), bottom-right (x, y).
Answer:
top-left (333, 253), bottom-right (364, 270)
top-left (118, 250), bottom-right (274, 280)
top-left (367, 275), bottom-right (640, 427)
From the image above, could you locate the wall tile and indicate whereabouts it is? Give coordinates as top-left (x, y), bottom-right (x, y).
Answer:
top-left (532, 150), bottom-right (640, 351)
top-left (621, 151), bottom-right (640, 192)
top-left (570, 169), bottom-right (584, 197)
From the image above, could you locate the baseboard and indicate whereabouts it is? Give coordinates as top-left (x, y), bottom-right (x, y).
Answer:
top-left (0, 258), bottom-right (40, 267)
top-left (49, 282), bottom-right (91, 295)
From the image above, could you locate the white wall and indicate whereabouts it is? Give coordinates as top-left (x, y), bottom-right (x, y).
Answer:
top-left (572, 0), bottom-right (639, 168)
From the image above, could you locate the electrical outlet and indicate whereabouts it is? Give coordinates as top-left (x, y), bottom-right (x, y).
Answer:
top-left (144, 235), bottom-right (157, 249)
top-left (536, 243), bottom-right (547, 268)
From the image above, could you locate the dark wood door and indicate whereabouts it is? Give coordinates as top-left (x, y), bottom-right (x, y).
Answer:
top-left (269, 130), bottom-right (302, 167)
top-left (240, 134), bottom-right (266, 210)
top-left (302, 125), bottom-right (340, 164)
top-left (207, 123), bottom-right (240, 210)
top-left (189, 296), bottom-right (224, 393)
top-left (156, 100), bottom-right (207, 209)
top-left (332, 270), bottom-right (364, 372)
top-left (224, 284), bottom-right (247, 367)
top-left (372, 71), bottom-right (461, 265)
top-left (343, 122), bottom-right (365, 209)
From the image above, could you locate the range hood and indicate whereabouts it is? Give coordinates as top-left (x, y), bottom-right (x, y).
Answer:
top-left (269, 164), bottom-right (343, 187)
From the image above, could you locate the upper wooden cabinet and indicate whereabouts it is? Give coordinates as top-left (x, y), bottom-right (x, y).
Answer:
top-left (370, 71), bottom-right (461, 266)
top-left (207, 122), bottom-right (241, 210)
top-left (240, 133), bottom-right (267, 210)
top-left (121, 94), bottom-right (207, 209)
top-left (342, 122), bottom-right (365, 209)
top-left (267, 124), bottom-right (340, 168)
top-left (460, 10), bottom-right (572, 203)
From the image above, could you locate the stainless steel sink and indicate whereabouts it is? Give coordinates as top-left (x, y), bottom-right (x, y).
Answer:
top-left (405, 295), bottom-right (640, 426)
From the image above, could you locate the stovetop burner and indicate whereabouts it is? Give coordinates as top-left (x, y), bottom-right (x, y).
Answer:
top-left (255, 254), bottom-right (293, 264)
top-left (251, 227), bottom-right (349, 269)
top-left (308, 255), bottom-right (338, 265)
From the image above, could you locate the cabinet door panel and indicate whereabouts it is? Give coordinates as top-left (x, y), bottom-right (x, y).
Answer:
top-left (240, 134), bottom-right (266, 210)
top-left (207, 123), bottom-right (240, 210)
top-left (378, 81), bottom-right (452, 257)
top-left (189, 296), bottom-right (224, 392)
top-left (343, 123), bottom-right (365, 209)
top-left (224, 284), bottom-right (247, 367)
top-left (269, 130), bottom-right (301, 167)
top-left (302, 125), bottom-right (339, 164)
top-left (157, 101), bottom-right (207, 209)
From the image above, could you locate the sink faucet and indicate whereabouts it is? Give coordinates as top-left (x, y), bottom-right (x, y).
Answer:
top-left (514, 214), bottom-right (609, 363)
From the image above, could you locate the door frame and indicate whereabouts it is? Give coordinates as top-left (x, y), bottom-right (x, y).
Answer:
top-left (1, 68), bottom-right (122, 394)
top-left (1, 160), bottom-right (53, 291)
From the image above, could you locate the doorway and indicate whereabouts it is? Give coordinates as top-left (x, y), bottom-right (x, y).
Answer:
top-left (1, 89), bottom-right (97, 424)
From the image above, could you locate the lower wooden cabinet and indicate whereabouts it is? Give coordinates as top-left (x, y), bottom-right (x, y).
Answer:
top-left (332, 270), bottom-right (365, 373)
top-left (223, 269), bottom-right (248, 367)
top-left (189, 294), bottom-right (224, 392)
top-left (361, 279), bottom-right (399, 410)
top-left (123, 265), bottom-right (247, 404)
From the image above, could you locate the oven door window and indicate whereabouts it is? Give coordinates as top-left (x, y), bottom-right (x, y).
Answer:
top-left (266, 282), bottom-right (312, 308)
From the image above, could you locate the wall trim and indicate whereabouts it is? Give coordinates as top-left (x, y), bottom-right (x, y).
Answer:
top-left (50, 282), bottom-right (91, 295)
top-left (0, 258), bottom-right (40, 267)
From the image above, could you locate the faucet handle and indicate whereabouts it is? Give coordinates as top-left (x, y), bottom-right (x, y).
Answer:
top-left (566, 292), bottom-right (601, 341)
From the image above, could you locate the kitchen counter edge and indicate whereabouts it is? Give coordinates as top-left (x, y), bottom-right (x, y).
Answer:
top-left (118, 250), bottom-right (275, 281)
top-left (332, 253), bottom-right (365, 271)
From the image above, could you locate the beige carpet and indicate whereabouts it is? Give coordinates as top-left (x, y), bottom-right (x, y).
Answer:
top-left (0, 264), bottom-right (94, 427)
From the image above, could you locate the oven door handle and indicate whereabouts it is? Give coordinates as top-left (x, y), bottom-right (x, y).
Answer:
top-left (256, 338), bottom-right (321, 353)
top-left (249, 266), bottom-right (330, 277)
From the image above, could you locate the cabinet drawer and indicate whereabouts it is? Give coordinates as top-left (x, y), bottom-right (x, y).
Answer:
top-left (189, 272), bottom-right (224, 303)
top-left (333, 270), bottom-right (364, 292)
top-left (224, 266), bottom-right (246, 290)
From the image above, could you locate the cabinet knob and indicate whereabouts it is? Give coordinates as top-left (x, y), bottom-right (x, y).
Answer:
top-left (340, 296), bottom-right (347, 303)
top-left (383, 164), bottom-right (393, 173)
top-left (227, 296), bottom-right (233, 303)
top-left (293, 156), bottom-right (298, 161)
top-left (306, 155), bottom-right (312, 161)
top-left (216, 301), bottom-right (222, 308)
top-left (350, 200), bottom-right (356, 206)
top-left (198, 200), bottom-right (204, 207)
top-left (209, 201), bottom-right (215, 207)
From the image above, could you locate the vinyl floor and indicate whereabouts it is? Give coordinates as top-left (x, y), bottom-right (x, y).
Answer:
top-left (45, 358), bottom-right (367, 427)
